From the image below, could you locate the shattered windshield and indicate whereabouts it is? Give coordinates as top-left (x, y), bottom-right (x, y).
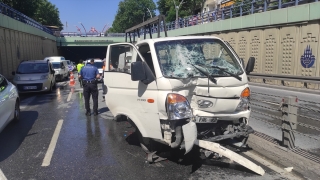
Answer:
top-left (154, 38), bottom-right (243, 79)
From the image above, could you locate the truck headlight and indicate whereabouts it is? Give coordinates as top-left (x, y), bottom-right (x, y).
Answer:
top-left (236, 87), bottom-right (250, 111)
top-left (166, 93), bottom-right (193, 120)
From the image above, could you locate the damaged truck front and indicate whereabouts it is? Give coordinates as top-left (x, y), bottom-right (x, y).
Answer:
top-left (104, 17), bottom-right (264, 175)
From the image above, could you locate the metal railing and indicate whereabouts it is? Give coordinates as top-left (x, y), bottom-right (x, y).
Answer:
top-left (0, 2), bottom-right (53, 35)
top-left (57, 0), bottom-right (318, 37)
top-left (142, 0), bottom-right (317, 34)
top-left (248, 73), bottom-right (320, 87)
top-left (250, 91), bottom-right (320, 164)
top-left (251, 92), bottom-right (320, 149)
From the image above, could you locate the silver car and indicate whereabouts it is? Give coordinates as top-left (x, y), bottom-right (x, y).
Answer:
top-left (12, 60), bottom-right (56, 93)
top-left (0, 74), bottom-right (20, 133)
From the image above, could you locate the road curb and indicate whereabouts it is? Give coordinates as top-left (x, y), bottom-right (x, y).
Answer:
top-left (247, 133), bottom-right (320, 180)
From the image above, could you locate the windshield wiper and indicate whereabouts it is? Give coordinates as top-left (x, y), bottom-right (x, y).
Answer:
top-left (212, 65), bottom-right (242, 81)
top-left (198, 64), bottom-right (242, 81)
top-left (189, 64), bottom-right (217, 83)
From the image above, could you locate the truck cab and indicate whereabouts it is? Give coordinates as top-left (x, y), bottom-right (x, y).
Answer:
top-left (103, 16), bottom-right (259, 170)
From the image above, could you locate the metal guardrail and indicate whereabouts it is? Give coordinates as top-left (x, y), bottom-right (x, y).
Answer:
top-left (248, 73), bottom-right (320, 84)
top-left (0, 2), bottom-right (53, 35)
top-left (251, 92), bottom-right (320, 151)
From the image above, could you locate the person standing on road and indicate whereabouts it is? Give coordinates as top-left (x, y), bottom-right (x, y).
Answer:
top-left (77, 60), bottom-right (85, 87)
top-left (79, 59), bottom-right (100, 116)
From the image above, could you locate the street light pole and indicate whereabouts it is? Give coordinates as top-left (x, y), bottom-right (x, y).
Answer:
top-left (146, 7), bottom-right (152, 18)
top-left (172, 0), bottom-right (184, 28)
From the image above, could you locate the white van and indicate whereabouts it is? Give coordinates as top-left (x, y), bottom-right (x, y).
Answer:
top-left (45, 56), bottom-right (69, 81)
top-left (84, 59), bottom-right (104, 82)
top-left (104, 36), bottom-right (256, 158)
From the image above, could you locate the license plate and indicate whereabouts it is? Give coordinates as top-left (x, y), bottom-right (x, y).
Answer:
top-left (24, 86), bottom-right (37, 90)
top-left (195, 116), bottom-right (219, 123)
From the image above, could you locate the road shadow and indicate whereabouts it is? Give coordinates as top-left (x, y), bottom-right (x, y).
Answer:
top-left (0, 111), bottom-right (38, 162)
top-left (98, 107), bottom-right (109, 114)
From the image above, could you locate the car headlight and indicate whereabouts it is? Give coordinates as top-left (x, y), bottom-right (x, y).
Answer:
top-left (236, 87), bottom-right (250, 111)
top-left (166, 93), bottom-right (193, 120)
top-left (40, 75), bottom-right (49, 79)
top-left (14, 76), bottom-right (20, 81)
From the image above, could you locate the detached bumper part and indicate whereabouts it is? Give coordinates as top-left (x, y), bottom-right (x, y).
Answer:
top-left (182, 121), bottom-right (197, 154)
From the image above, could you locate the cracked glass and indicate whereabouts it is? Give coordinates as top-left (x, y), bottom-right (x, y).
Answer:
top-left (154, 38), bottom-right (243, 79)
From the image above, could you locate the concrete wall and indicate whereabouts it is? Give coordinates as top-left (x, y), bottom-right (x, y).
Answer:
top-left (0, 15), bottom-right (58, 79)
top-left (144, 2), bottom-right (320, 90)
top-left (211, 21), bottom-right (320, 90)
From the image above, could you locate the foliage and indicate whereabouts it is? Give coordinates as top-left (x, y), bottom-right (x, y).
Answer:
top-left (231, 0), bottom-right (252, 18)
top-left (109, 0), bottom-right (157, 33)
top-left (0, 0), bottom-right (63, 30)
top-left (157, 0), bottom-right (205, 21)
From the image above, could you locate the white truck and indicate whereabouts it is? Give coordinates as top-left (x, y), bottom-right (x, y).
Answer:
top-left (104, 16), bottom-right (264, 175)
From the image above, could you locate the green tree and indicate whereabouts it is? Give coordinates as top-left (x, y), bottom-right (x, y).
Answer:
top-left (33, 0), bottom-right (63, 30)
top-left (0, 0), bottom-right (39, 18)
top-left (0, 0), bottom-right (63, 30)
top-left (157, 0), bottom-right (205, 21)
top-left (109, 0), bottom-right (156, 33)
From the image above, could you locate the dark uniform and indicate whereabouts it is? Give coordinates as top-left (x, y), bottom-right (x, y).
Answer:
top-left (80, 63), bottom-right (99, 115)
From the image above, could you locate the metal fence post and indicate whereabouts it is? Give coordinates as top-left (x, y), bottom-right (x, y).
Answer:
top-left (281, 96), bottom-right (298, 149)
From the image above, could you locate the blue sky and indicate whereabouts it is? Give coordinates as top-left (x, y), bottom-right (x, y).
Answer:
top-left (49, 0), bottom-right (159, 32)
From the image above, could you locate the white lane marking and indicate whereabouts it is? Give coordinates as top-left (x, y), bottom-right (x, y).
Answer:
top-left (20, 96), bottom-right (36, 109)
top-left (243, 151), bottom-right (301, 180)
top-left (0, 169), bottom-right (7, 180)
top-left (67, 92), bottom-right (73, 102)
top-left (41, 120), bottom-right (64, 167)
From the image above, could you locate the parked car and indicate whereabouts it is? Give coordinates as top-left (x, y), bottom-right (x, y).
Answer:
top-left (50, 60), bottom-right (69, 81)
top-left (0, 74), bottom-right (20, 133)
top-left (12, 59), bottom-right (56, 93)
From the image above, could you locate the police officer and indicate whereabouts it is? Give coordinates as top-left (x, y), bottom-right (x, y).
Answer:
top-left (79, 59), bottom-right (100, 116)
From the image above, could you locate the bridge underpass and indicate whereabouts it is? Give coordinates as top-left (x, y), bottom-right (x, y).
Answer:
top-left (56, 36), bottom-right (125, 62)
top-left (58, 46), bottom-right (107, 62)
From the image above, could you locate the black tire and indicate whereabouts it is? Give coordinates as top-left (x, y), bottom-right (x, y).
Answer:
top-left (13, 100), bottom-right (20, 122)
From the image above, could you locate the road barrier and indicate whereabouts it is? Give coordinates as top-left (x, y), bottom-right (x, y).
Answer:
top-left (251, 92), bottom-right (320, 150)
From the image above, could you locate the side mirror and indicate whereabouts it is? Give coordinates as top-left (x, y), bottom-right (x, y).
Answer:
top-left (245, 57), bottom-right (255, 74)
top-left (52, 70), bottom-right (55, 74)
top-left (12, 71), bottom-right (15, 75)
top-left (131, 61), bottom-right (155, 84)
top-left (131, 61), bottom-right (146, 81)
top-left (240, 58), bottom-right (245, 69)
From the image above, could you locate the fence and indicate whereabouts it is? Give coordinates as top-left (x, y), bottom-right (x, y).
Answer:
top-left (250, 90), bottom-right (320, 150)
top-left (138, 0), bottom-right (318, 34)
top-left (0, 2), bottom-right (53, 35)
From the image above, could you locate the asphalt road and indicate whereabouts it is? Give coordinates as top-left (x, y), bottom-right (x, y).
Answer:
top-left (0, 77), bottom-right (298, 180)
top-left (250, 84), bottom-right (320, 156)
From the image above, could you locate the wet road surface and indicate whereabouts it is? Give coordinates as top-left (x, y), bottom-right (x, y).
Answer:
top-left (0, 78), bottom-right (299, 180)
